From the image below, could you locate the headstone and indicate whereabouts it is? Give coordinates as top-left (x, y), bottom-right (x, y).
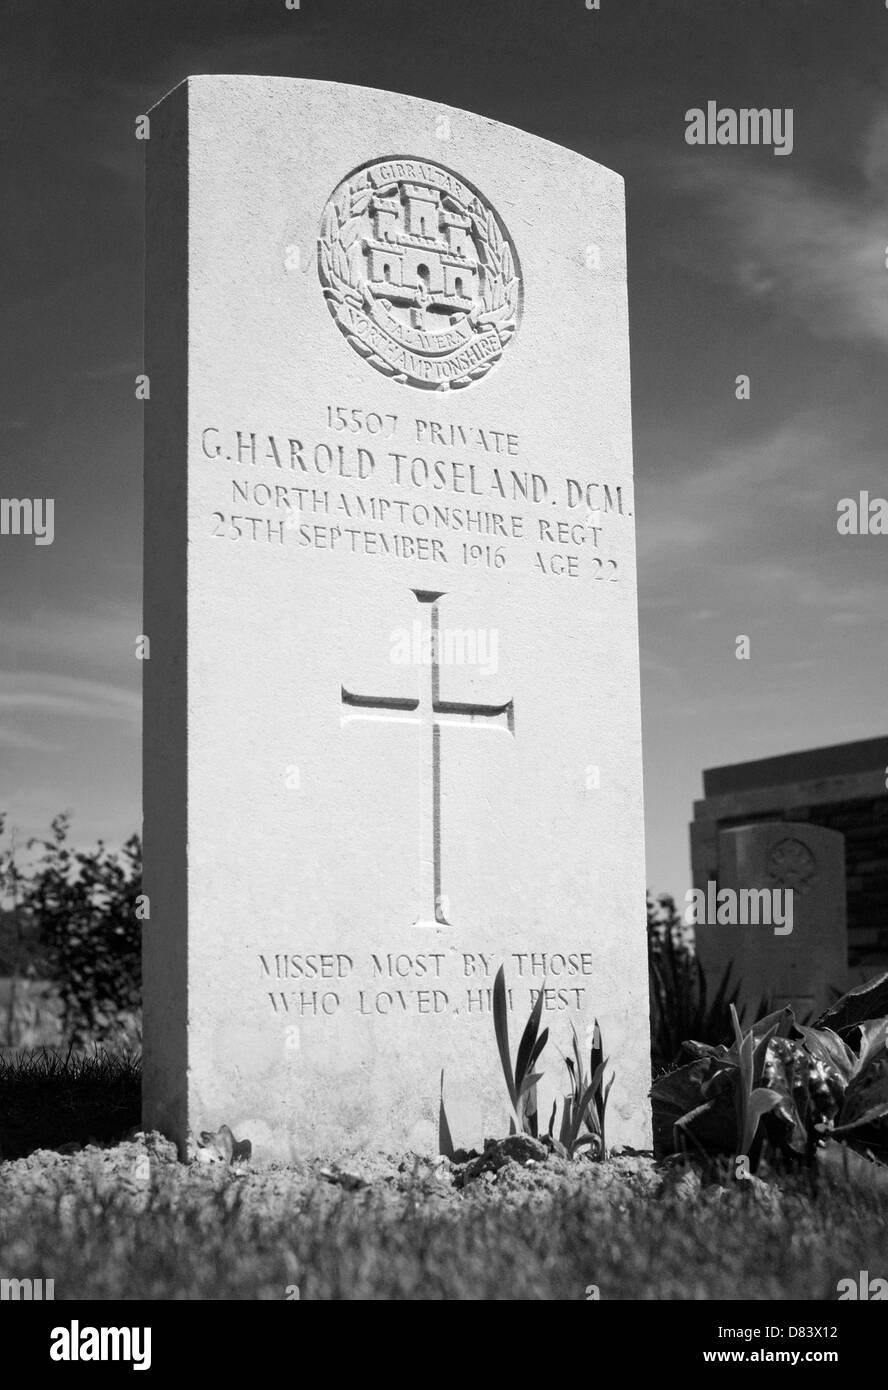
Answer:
top-left (690, 737), bottom-right (888, 981)
top-left (694, 821), bottom-right (847, 1023)
top-left (143, 76), bottom-right (649, 1161)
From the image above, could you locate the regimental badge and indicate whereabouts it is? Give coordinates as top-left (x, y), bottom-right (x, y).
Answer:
top-left (318, 157), bottom-right (521, 390)
top-left (767, 838), bottom-right (818, 895)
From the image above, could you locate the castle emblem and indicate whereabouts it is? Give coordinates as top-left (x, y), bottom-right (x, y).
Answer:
top-left (318, 158), bottom-right (521, 390)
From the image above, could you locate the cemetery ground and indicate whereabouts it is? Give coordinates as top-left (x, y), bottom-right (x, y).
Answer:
top-left (1, 1048), bottom-right (886, 1300)
top-left (2, 854), bottom-right (887, 1300)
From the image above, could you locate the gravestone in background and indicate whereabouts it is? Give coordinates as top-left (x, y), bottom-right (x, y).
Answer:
top-left (695, 821), bottom-right (847, 1023)
top-left (689, 737), bottom-right (888, 981)
top-left (143, 76), bottom-right (650, 1160)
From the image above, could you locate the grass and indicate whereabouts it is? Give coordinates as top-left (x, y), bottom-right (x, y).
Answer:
top-left (1, 1048), bottom-right (886, 1300)
top-left (0, 1047), bottom-right (140, 1158)
top-left (1, 1151), bottom-right (886, 1299)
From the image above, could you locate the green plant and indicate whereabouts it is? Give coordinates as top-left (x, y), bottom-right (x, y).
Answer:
top-left (647, 891), bottom-right (777, 1071)
top-left (493, 965), bottom-right (548, 1136)
top-left (824, 1018), bottom-right (888, 1145)
top-left (727, 1003), bottom-right (783, 1158)
top-left (657, 1005), bottom-right (791, 1168)
top-left (549, 1020), bottom-right (613, 1159)
top-left (440, 969), bottom-right (615, 1156)
top-left (0, 817), bottom-right (25, 1044)
top-left (438, 1069), bottom-right (456, 1160)
top-left (0, 1046), bottom-right (141, 1159)
top-left (647, 893), bottom-right (740, 1071)
top-left (651, 974), bottom-right (888, 1168)
top-left (23, 815), bottom-right (142, 1045)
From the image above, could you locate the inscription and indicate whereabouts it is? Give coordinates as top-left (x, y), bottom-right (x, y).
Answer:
top-left (199, 416), bottom-right (631, 581)
top-left (211, 512), bottom-right (284, 544)
top-left (326, 406), bottom-right (398, 438)
top-left (259, 949), bottom-right (596, 1019)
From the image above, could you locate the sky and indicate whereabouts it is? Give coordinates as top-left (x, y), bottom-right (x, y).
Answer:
top-left (0, 0), bottom-right (886, 897)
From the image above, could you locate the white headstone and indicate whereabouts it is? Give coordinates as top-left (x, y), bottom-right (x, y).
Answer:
top-left (695, 821), bottom-right (847, 1023)
top-left (143, 76), bottom-right (650, 1160)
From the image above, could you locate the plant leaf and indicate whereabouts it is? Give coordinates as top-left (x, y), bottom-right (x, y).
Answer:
top-left (814, 971), bottom-right (888, 1033)
top-left (571, 1132), bottom-right (602, 1153)
top-left (589, 1019), bottom-right (603, 1076)
top-left (741, 1087), bottom-right (782, 1153)
top-left (575, 1075), bottom-right (604, 1141)
top-left (794, 1025), bottom-right (857, 1083)
top-left (515, 986), bottom-right (545, 1091)
top-left (559, 1096), bottom-right (573, 1147)
top-left (492, 965), bottom-right (516, 1107)
top-left (438, 1069), bottom-right (455, 1160)
top-left (833, 1021), bottom-right (888, 1133)
top-left (528, 1026), bottom-right (549, 1071)
top-left (547, 1098), bottom-right (557, 1140)
top-left (518, 1070), bottom-right (545, 1098)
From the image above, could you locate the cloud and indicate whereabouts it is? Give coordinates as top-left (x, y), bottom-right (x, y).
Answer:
top-left (0, 726), bottom-right (59, 753)
top-left (0, 672), bottom-right (140, 725)
top-left (0, 604), bottom-right (141, 670)
top-left (668, 112), bottom-right (888, 351)
top-left (636, 409), bottom-right (888, 632)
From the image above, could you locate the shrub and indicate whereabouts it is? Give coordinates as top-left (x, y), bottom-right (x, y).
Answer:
top-left (21, 815), bottom-right (142, 1046)
top-left (647, 891), bottom-right (745, 1073)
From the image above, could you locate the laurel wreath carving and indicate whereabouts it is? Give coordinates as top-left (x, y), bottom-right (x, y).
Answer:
top-left (318, 171), bottom-right (520, 389)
